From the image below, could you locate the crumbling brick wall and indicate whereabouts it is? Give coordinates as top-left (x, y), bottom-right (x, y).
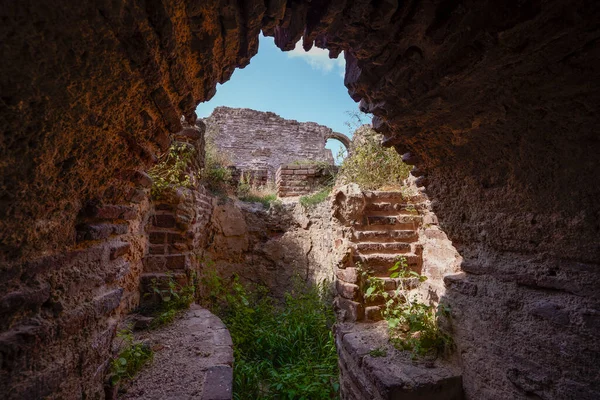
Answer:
top-left (203, 107), bottom-right (346, 179)
top-left (276, 164), bottom-right (336, 197)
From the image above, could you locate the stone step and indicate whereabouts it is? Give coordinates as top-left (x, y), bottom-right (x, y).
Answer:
top-left (364, 191), bottom-right (406, 202)
top-left (336, 322), bottom-right (463, 399)
top-left (364, 202), bottom-right (424, 214)
top-left (354, 215), bottom-right (422, 230)
top-left (353, 253), bottom-right (421, 274)
top-left (352, 229), bottom-right (418, 243)
top-left (353, 242), bottom-right (412, 254)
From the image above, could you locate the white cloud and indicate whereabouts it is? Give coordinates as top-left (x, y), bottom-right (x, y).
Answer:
top-left (287, 40), bottom-right (345, 76)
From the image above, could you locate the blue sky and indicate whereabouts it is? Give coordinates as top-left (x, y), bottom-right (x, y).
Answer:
top-left (196, 35), bottom-right (370, 159)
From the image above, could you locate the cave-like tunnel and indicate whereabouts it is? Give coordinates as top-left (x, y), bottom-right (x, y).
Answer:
top-left (1, 0), bottom-right (599, 399)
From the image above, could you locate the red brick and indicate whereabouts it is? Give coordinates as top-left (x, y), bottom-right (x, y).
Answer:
top-left (143, 256), bottom-right (165, 272)
top-left (166, 255), bottom-right (187, 270)
top-left (167, 232), bottom-right (186, 243)
top-left (149, 245), bottom-right (166, 255)
top-left (109, 241), bottom-right (130, 260)
top-left (153, 214), bottom-right (176, 228)
top-left (149, 231), bottom-right (166, 244)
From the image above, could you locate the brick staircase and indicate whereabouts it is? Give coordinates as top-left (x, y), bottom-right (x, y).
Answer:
top-left (141, 204), bottom-right (190, 303)
top-left (335, 190), bottom-right (425, 322)
top-left (352, 191), bottom-right (423, 271)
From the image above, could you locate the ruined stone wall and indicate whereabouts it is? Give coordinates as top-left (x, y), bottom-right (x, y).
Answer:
top-left (201, 198), bottom-right (343, 298)
top-left (276, 164), bottom-right (336, 197)
top-left (203, 107), bottom-right (336, 178)
top-left (0, 124), bottom-right (214, 399)
top-left (1, 1), bottom-right (599, 399)
top-left (0, 178), bottom-right (154, 399)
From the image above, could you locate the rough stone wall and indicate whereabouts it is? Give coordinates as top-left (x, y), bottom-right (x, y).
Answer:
top-left (141, 185), bottom-right (214, 300)
top-left (0, 181), bottom-right (153, 399)
top-left (201, 199), bottom-right (343, 298)
top-left (0, 124), bottom-right (215, 399)
top-left (204, 107), bottom-right (336, 178)
top-left (1, 1), bottom-right (599, 399)
top-left (276, 164), bottom-right (336, 197)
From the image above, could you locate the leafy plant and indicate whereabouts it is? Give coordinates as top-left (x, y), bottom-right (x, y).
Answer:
top-left (299, 186), bottom-right (332, 208)
top-left (338, 126), bottom-right (411, 190)
top-left (201, 141), bottom-right (232, 193)
top-left (343, 110), bottom-right (372, 134)
top-left (199, 269), bottom-right (339, 399)
top-left (147, 273), bottom-right (196, 328)
top-left (109, 329), bottom-right (153, 386)
top-left (148, 143), bottom-right (197, 199)
top-left (362, 257), bottom-right (452, 357)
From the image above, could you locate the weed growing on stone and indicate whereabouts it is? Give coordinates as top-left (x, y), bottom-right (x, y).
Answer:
top-left (299, 186), bottom-right (332, 208)
top-left (362, 257), bottom-right (452, 358)
top-left (148, 143), bottom-right (197, 199)
top-left (369, 347), bottom-right (387, 357)
top-left (201, 141), bottom-right (232, 194)
top-left (109, 329), bottom-right (153, 386)
top-left (146, 273), bottom-right (196, 328)
top-left (338, 126), bottom-right (411, 190)
top-left (199, 271), bottom-right (339, 399)
top-left (237, 173), bottom-right (278, 208)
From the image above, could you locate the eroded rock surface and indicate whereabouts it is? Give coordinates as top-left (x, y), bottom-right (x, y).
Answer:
top-left (1, 1), bottom-right (599, 399)
top-left (203, 198), bottom-right (341, 298)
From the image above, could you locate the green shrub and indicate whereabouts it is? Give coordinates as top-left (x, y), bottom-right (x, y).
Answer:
top-left (199, 271), bottom-right (339, 399)
top-left (338, 126), bottom-right (411, 190)
top-left (299, 186), bottom-right (332, 208)
top-left (361, 257), bottom-right (452, 358)
top-left (201, 142), bottom-right (232, 193)
top-left (109, 329), bottom-right (153, 386)
top-left (148, 143), bottom-right (196, 200)
top-left (146, 273), bottom-right (196, 328)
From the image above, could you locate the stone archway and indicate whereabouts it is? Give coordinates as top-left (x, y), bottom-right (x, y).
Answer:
top-left (325, 131), bottom-right (351, 153)
top-left (1, 1), bottom-right (599, 399)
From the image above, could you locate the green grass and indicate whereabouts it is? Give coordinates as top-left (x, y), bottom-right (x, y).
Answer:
top-left (299, 187), bottom-right (331, 208)
top-left (239, 193), bottom-right (278, 208)
top-left (200, 272), bottom-right (339, 399)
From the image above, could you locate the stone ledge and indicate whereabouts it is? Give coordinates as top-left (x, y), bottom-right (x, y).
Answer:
top-left (335, 322), bottom-right (463, 400)
top-left (122, 304), bottom-right (233, 400)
